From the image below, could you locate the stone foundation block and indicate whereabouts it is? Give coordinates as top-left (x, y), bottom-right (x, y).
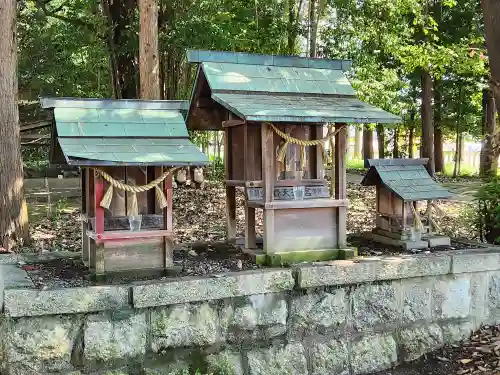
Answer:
top-left (402, 280), bottom-right (431, 322)
top-left (309, 339), bottom-right (349, 375)
top-left (432, 276), bottom-right (470, 319)
top-left (247, 343), bottom-right (308, 375)
top-left (351, 282), bottom-right (399, 331)
top-left (221, 294), bottom-right (287, 342)
top-left (8, 315), bottom-right (82, 375)
top-left (288, 289), bottom-right (348, 339)
top-left (206, 351), bottom-right (244, 375)
top-left (440, 321), bottom-right (474, 344)
top-left (399, 324), bottom-right (444, 362)
top-left (151, 303), bottom-right (218, 351)
top-left (488, 272), bottom-right (500, 325)
top-left (351, 333), bottom-right (397, 374)
top-left (84, 310), bottom-right (147, 364)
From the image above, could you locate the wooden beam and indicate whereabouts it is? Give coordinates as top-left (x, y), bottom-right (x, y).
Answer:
top-left (261, 123), bottom-right (274, 202)
top-left (20, 120), bottom-right (52, 132)
top-left (248, 198), bottom-right (348, 210)
top-left (222, 119), bottom-right (245, 128)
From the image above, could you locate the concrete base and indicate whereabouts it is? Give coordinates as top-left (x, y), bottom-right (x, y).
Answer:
top-left (241, 247), bottom-right (358, 266)
top-left (364, 232), bottom-right (429, 250)
top-left (424, 235), bottom-right (451, 247)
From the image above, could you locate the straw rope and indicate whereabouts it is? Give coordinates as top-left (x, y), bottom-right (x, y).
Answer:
top-left (426, 201), bottom-right (444, 233)
top-left (409, 203), bottom-right (425, 231)
top-left (267, 122), bottom-right (345, 169)
top-left (95, 167), bottom-right (178, 215)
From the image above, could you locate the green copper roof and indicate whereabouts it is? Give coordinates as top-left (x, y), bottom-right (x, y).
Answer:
top-left (361, 159), bottom-right (452, 201)
top-left (202, 62), bottom-right (356, 96)
top-left (53, 107), bottom-right (188, 137)
top-left (186, 49), bottom-right (352, 71)
top-left (211, 93), bottom-right (401, 124)
top-left (44, 98), bottom-right (208, 166)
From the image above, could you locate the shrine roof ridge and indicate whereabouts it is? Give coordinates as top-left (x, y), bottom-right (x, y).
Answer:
top-left (186, 49), bottom-right (352, 71)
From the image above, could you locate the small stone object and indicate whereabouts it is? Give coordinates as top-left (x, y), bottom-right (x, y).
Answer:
top-left (236, 260), bottom-right (243, 270)
top-left (188, 250), bottom-right (197, 257)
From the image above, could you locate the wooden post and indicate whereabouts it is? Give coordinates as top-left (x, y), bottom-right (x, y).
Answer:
top-left (335, 123), bottom-right (347, 248)
top-left (315, 125), bottom-right (325, 179)
top-left (244, 123), bottom-right (257, 249)
top-left (262, 123), bottom-right (275, 253)
top-left (94, 173), bottom-right (105, 274)
top-left (245, 203), bottom-right (257, 249)
top-left (225, 124), bottom-right (237, 241)
top-left (139, 0), bottom-right (160, 99)
top-left (163, 171), bottom-right (174, 267)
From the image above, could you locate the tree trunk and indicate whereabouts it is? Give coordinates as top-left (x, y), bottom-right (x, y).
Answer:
top-left (363, 124), bottom-right (374, 166)
top-left (354, 125), bottom-right (362, 159)
top-left (481, 0), bottom-right (500, 123)
top-left (421, 70), bottom-right (435, 176)
top-left (409, 110), bottom-right (416, 158)
top-left (453, 85), bottom-right (464, 178)
top-left (376, 124), bottom-right (385, 159)
top-left (393, 127), bottom-right (400, 158)
top-left (308, 0), bottom-right (317, 57)
top-left (480, 89), bottom-right (498, 177)
top-left (434, 82), bottom-right (444, 173)
top-left (0, 0), bottom-right (30, 249)
top-left (287, 0), bottom-right (303, 54)
top-left (139, 0), bottom-right (160, 100)
top-left (101, 0), bottom-right (138, 99)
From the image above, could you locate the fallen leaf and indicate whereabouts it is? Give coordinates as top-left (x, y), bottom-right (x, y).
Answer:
top-left (460, 359), bottom-right (473, 365)
top-left (477, 366), bottom-right (488, 372)
top-left (477, 347), bottom-right (493, 354)
top-left (437, 356), bottom-right (450, 362)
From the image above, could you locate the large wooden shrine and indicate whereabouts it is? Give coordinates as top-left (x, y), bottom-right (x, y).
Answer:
top-left (185, 49), bottom-right (402, 264)
top-left (41, 98), bottom-right (208, 276)
top-left (361, 158), bottom-right (452, 250)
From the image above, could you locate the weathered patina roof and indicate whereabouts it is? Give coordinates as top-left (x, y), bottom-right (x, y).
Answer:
top-left (186, 49), bottom-right (402, 128)
top-left (212, 92), bottom-right (401, 123)
top-left (41, 97), bottom-right (208, 166)
top-left (361, 159), bottom-right (452, 201)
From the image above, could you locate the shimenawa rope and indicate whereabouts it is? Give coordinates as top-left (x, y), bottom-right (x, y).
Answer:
top-left (267, 122), bottom-right (345, 169)
top-left (95, 168), bottom-right (178, 215)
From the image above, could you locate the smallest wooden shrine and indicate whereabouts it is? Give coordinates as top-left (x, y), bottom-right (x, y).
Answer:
top-left (41, 97), bottom-right (209, 277)
top-left (361, 159), bottom-right (452, 250)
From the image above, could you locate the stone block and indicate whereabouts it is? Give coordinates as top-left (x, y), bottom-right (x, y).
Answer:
top-left (432, 276), bottom-right (470, 319)
top-left (402, 280), bottom-right (431, 322)
top-left (425, 235), bottom-right (451, 248)
top-left (488, 272), bottom-right (500, 325)
top-left (351, 333), bottom-right (397, 374)
top-left (206, 351), bottom-right (244, 375)
top-left (469, 273), bottom-right (488, 326)
top-left (133, 269), bottom-right (294, 308)
top-left (399, 324), bottom-right (444, 362)
top-left (440, 321), bottom-right (474, 345)
top-left (351, 282), bottom-right (400, 331)
top-left (84, 310), bottom-right (147, 364)
top-left (247, 343), bottom-right (308, 375)
top-left (309, 339), bottom-right (349, 375)
top-left (8, 315), bottom-right (83, 374)
top-left (297, 254), bottom-right (451, 288)
top-left (288, 289), bottom-right (348, 339)
top-left (1, 264), bottom-right (33, 288)
top-left (452, 250), bottom-right (500, 274)
top-left (4, 286), bottom-right (130, 317)
top-left (221, 293), bottom-right (287, 342)
top-left (151, 303), bottom-right (218, 351)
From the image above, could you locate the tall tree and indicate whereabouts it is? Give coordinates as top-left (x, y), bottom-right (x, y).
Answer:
top-left (0, 0), bottom-right (29, 249)
top-left (363, 124), bottom-right (374, 164)
top-left (480, 88), bottom-right (498, 176)
top-left (482, 0), bottom-right (500, 121)
top-left (139, 0), bottom-right (160, 99)
top-left (421, 69), bottom-right (435, 175)
top-left (376, 124), bottom-right (385, 159)
top-left (434, 81), bottom-right (444, 173)
top-left (286, 0), bottom-right (304, 54)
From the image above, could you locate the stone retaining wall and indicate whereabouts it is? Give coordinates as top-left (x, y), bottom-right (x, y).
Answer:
top-left (1, 248), bottom-right (500, 375)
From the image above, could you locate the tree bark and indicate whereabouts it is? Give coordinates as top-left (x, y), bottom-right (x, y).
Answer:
top-left (421, 70), bottom-right (435, 175)
top-left (0, 0), bottom-right (30, 249)
top-left (409, 110), bottom-right (416, 158)
top-left (434, 82), bottom-right (444, 173)
top-left (376, 124), bottom-right (385, 159)
top-left (309, 0), bottom-right (318, 57)
top-left (286, 0), bottom-right (303, 54)
top-left (482, 0), bottom-right (500, 123)
top-left (139, 0), bottom-right (160, 99)
top-left (101, 0), bottom-right (138, 99)
top-left (363, 124), bottom-right (374, 166)
top-left (354, 125), bottom-right (362, 159)
top-left (393, 127), bottom-right (400, 158)
top-left (480, 88), bottom-right (498, 176)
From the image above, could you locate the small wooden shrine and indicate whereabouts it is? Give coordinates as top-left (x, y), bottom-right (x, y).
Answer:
top-left (41, 97), bottom-right (209, 276)
top-left (186, 49), bottom-right (401, 264)
top-left (361, 159), bottom-right (452, 250)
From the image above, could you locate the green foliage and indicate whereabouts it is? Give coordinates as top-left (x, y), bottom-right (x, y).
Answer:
top-left (475, 178), bottom-right (500, 244)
